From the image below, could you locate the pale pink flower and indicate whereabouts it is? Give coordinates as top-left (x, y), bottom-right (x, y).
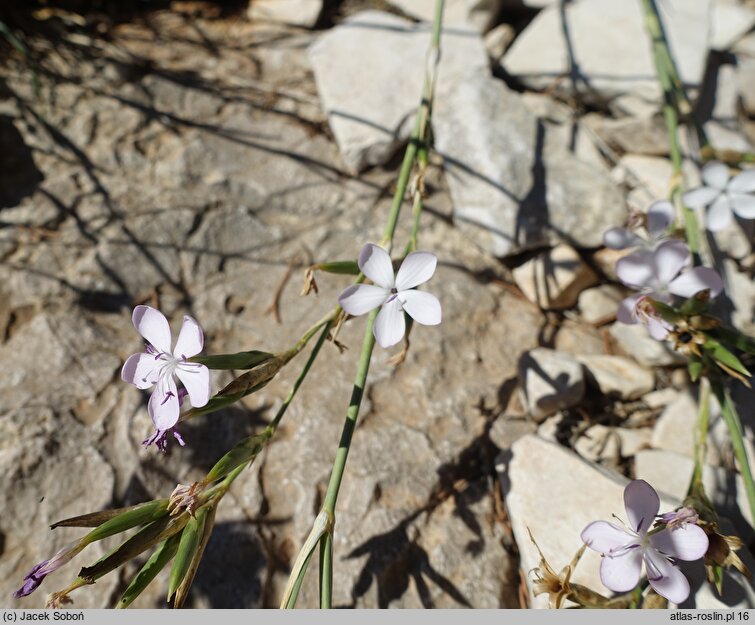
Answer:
top-left (338, 244), bottom-right (441, 348)
top-left (684, 161), bottom-right (755, 231)
top-left (582, 480), bottom-right (708, 604)
top-left (121, 306), bottom-right (210, 433)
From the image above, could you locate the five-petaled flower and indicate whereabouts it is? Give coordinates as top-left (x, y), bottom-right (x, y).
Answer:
top-left (683, 161), bottom-right (755, 231)
top-left (604, 200), bottom-right (674, 252)
top-left (338, 243), bottom-right (441, 348)
top-left (581, 480), bottom-right (708, 604)
top-left (615, 240), bottom-right (723, 340)
top-left (122, 306), bottom-right (211, 436)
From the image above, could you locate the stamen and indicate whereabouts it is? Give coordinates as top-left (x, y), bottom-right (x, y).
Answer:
top-left (160, 391), bottom-right (175, 406)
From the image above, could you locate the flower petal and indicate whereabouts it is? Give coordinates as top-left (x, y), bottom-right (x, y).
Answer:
top-left (358, 244), bottom-right (395, 289)
top-left (339, 284), bottom-right (389, 316)
top-left (399, 290), bottom-right (441, 326)
top-left (624, 479), bottom-right (660, 535)
top-left (727, 168), bottom-right (755, 193)
top-left (706, 195), bottom-right (733, 231)
top-left (121, 352), bottom-right (160, 389)
top-left (646, 200), bottom-right (675, 237)
top-left (395, 251), bottom-right (437, 291)
top-left (148, 375), bottom-right (181, 431)
top-left (173, 315), bottom-right (204, 359)
top-left (581, 521), bottom-right (635, 554)
top-left (647, 317), bottom-right (671, 340)
top-left (683, 186), bottom-right (720, 209)
top-left (653, 240), bottom-right (689, 285)
top-left (644, 548), bottom-right (690, 604)
top-left (603, 227), bottom-right (642, 250)
top-left (616, 294), bottom-right (642, 325)
top-left (668, 267), bottom-right (723, 299)
top-left (650, 525), bottom-right (709, 561)
top-left (599, 547), bottom-right (643, 593)
top-left (616, 251), bottom-right (654, 288)
top-left (373, 298), bottom-right (405, 348)
top-left (132, 306), bottom-right (172, 353)
top-left (701, 161), bottom-right (730, 190)
top-left (175, 363), bottom-right (211, 408)
top-left (730, 192), bottom-right (755, 219)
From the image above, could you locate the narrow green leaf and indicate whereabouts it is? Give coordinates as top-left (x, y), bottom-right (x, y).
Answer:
top-left (189, 351), bottom-right (274, 370)
top-left (168, 509), bottom-right (207, 601)
top-left (284, 548), bottom-right (316, 609)
top-left (79, 514), bottom-right (189, 582)
top-left (650, 300), bottom-right (681, 324)
top-left (688, 359), bottom-right (703, 382)
top-left (205, 429), bottom-right (273, 483)
top-left (82, 500), bottom-right (170, 544)
top-left (709, 326), bottom-right (755, 355)
top-left (705, 339), bottom-right (751, 378)
top-left (173, 506), bottom-right (217, 609)
top-left (314, 260), bottom-right (360, 275)
top-left (52, 500), bottom-right (168, 533)
top-left (116, 533), bottom-right (182, 609)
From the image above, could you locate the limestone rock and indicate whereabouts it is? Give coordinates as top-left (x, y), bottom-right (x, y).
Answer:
top-left (519, 348), bottom-right (585, 420)
top-left (388, 0), bottom-right (504, 32)
top-left (609, 322), bottom-right (685, 367)
top-left (502, 0), bottom-right (711, 107)
top-left (308, 11), bottom-right (489, 173)
top-left (434, 74), bottom-right (626, 257)
top-left (577, 285), bottom-right (623, 325)
top-left (247, 0), bottom-right (323, 28)
top-left (578, 354), bottom-right (655, 400)
top-left (512, 245), bottom-right (599, 310)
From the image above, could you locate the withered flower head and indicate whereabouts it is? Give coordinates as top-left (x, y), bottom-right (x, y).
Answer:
top-left (528, 528), bottom-right (586, 609)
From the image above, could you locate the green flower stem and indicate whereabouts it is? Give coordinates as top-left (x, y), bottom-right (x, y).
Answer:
top-left (641, 0), bottom-right (703, 262)
top-left (321, 310), bottom-right (377, 515)
top-left (380, 0), bottom-right (443, 253)
top-left (711, 379), bottom-right (755, 523)
top-left (688, 377), bottom-right (711, 495)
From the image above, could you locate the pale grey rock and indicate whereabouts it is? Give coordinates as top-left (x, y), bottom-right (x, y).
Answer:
top-left (651, 392), bottom-right (740, 468)
top-left (484, 22), bottom-right (516, 60)
top-left (614, 154), bottom-right (699, 202)
top-left (519, 348), bottom-right (585, 420)
top-left (642, 387), bottom-right (680, 409)
top-left (609, 322), bottom-right (685, 367)
top-left (388, 0), bottom-right (504, 32)
top-left (489, 415), bottom-right (537, 451)
top-left (635, 448), bottom-right (754, 540)
top-left (583, 112), bottom-right (669, 157)
top-left (512, 245), bottom-right (599, 310)
top-left (578, 354), bottom-right (655, 400)
top-left (247, 0), bottom-right (323, 28)
top-left (736, 58), bottom-right (755, 116)
top-left (554, 320), bottom-right (606, 356)
top-left (501, 0), bottom-right (711, 107)
top-left (711, 220), bottom-right (754, 261)
top-left (574, 424), bottom-right (652, 464)
top-left (578, 285), bottom-right (624, 325)
top-left (308, 11), bottom-right (489, 173)
top-left (710, 0), bottom-right (755, 51)
top-left (434, 74), bottom-right (626, 257)
top-left (722, 259), bottom-right (755, 335)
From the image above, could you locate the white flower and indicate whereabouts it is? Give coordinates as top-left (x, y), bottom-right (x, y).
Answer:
top-left (615, 240), bottom-right (723, 340)
top-left (604, 200), bottom-right (674, 251)
top-left (683, 161), bottom-right (755, 231)
top-left (121, 306), bottom-right (211, 432)
top-left (582, 480), bottom-right (708, 604)
top-left (338, 244), bottom-right (441, 348)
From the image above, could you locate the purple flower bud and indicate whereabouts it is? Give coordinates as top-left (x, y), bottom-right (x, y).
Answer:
top-left (13, 543), bottom-right (80, 599)
top-left (658, 507), bottom-right (699, 530)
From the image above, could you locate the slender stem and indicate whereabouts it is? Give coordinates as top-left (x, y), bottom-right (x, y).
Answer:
top-left (711, 379), bottom-right (755, 523)
top-left (321, 310), bottom-right (377, 513)
top-left (641, 0), bottom-right (703, 263)
top-left (318, 531), bottom-right (333, 609)
top-left (688, 377), bottom-right (710, 494)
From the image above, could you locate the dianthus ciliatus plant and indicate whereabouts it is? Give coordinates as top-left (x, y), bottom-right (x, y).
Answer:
top-left (12, 0), bottom-right (754, 610)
